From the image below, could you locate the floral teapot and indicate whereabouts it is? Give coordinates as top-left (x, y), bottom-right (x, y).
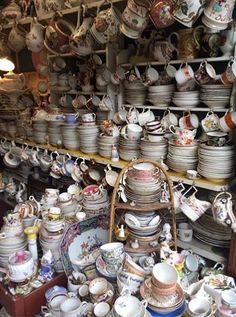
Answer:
top-left (0, 71), bottom-right (25, 90)
top-left (212, 192), bottom-right (236, 231)
top-left (220, 22), bottom-right (236, 56)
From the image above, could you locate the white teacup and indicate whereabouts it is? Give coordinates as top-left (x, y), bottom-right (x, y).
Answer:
top-left (99, 95), bottom-right (113, 112)
top-left (114, 295), bottom-right (147, 317)
top-left (121, 124), bottom-right (143, 140)
top-left (188, 298), bottom-right (210, 317)
top-left (175, 62), bottom-right (194, 85)
top-left (201, 111), bottom-right (219, 132)
top-left (94, 302), bottom-right (110, 317)
top-left (138, 107), bottom-right (155, 126)
top-left (82, 113), bottom-right (96, 122)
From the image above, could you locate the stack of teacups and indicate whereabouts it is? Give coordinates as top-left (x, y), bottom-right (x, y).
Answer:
top-left (41, 188), bottom-right (59, 211)
top-left (82, 185), bottom-right (110, 217)
top-left (215, 289), bottom-right (236, 317)
top-left (144, 120), bottom-right (165, 142)
top-left (33, 120), bottom-right (48, 144)
top-left (78, 124), bottom-right (99, 154)
top-left (57, 192), bottom-right (78, 218)
top-left (61, 123), bottom-right (80, 150)
top-left (97, 242), bottom-right (125, 277)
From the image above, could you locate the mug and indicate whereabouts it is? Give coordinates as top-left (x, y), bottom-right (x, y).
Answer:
top-left (219, 110), bottom-right (236, 132)
top-left (220, 59), bottom-right (236, 85)
top-left (177, 223), bottom-right (193, 242)
top-left (175, 63), bottom-right (194, 85)
top-left (194, 60), bottom-right (216, 85)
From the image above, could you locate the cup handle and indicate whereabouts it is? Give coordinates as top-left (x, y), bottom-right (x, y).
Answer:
top-left (144, 279), bottom-right (152, 289)
top-left (141, 300), bottom-right (148, 309)
top-left (169, 125), bottom-right (175, 134)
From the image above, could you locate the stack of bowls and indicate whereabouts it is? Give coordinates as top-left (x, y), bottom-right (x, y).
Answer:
top-left (147, 84), bottom-right (175, 107)
top-left (140, 263), bottom-right (185, 315)
top-left (198, 143), bottom-right (235, 182)
top-left (124, 162), bottom-right (162, 206)
top-left (61, 123), bottom-right (80, 150)
top-left (98, 135), bottom-right (119, 158)
top-left (125, 212), bottom-right (161, 237)
top-left (39, 215), bottom-right (66, 272)
top-left (172, 90), bottom-right (200, 108)
top-left (82, 185), bottom-right (110, 217)
top-left (144, 121), bottom-right (166, 143)
top-left (167, 141), bottom-right (198, 173)
top-left (118, 136), bottom-right (140, 161)
top-left (200, 84), bottom-right (232, 109)
top-left (78, 125), bottom-right (99, 154)
top-left (140, 138), bottom-right (168, 161)
top-left (124, 80), bottom-right (147, 106)
top-left (48, 121), bottom-right (63, 147)
top-left (33, 120), bottom-right (48, 144)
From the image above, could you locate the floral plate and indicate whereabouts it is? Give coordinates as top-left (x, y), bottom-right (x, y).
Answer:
top-left (60, 215), bottom-right (109, 276)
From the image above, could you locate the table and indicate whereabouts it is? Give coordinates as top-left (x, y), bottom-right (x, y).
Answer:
top-left (0, 272), bottom-right (67, 317)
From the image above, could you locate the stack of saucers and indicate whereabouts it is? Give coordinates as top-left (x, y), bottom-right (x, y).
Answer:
top-left (200, 84), bottom-right (232, 109)
top-left (124, 162), bottom-right (162, 206)
top-left (78, 125), bottom-right (99, 154)
top-left (119, 136), bottom-right (140, 161)
top-left (61, 123), bottom-right (80, 150)
top-left (167, 141), bottom-right (198, 173)
top-left (124, 80), bottom-right (147, 106)
top-left (140, 263), bottom-right (185, 315)
top-left (140, 138), bottom-right (168, 161)
top-left (33, 120), bottom-right (48, 144)
top-left (198, 143), bottom-right (235, 181)
top-left (125, 212), bottom-right (161, 237)
top-left (98, 135), bottom-right (119, 158)
top-left (147, 84), bottom-right (175, 107)
top-left (48, 121), bottom-right (63, 147)
top-left (82, 185), bottom-right (110, 217)
top-left (39, 215), bottom-right (66, 272)
top-left (172, 90), bottom-right (200, 108)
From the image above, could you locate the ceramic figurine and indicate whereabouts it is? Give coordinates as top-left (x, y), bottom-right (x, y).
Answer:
top-left (111, 145), bottom-right (119, 161)
top-left (131, 239), bottom-right (139, 249)
top-left (160, 240), bottom-right (175, 261)
top-left (160, 182), bottom-right (170, 203)
top-left (159, 223), bottom-right (172, 243)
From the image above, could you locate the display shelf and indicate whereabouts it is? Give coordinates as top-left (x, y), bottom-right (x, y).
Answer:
top-left (2, 0), bottom-right (123, 30)
top-left (177, 238), bottom-right (227, 263)
top-left (123, 104), bottom-right (228, 113)
top-left (114, 201), bottom-right (170, 211)
top-left (50, 89), bottom-right (106, 95)
top-left (47, 49), bottom-right (106, 59)
top-left (1, 136), bottom-right (235, 192)
top-left (121, 56), bottom-right (231, 68)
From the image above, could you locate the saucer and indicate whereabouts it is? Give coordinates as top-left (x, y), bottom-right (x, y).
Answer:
top-left (95, 254), bottom-right (123, 280)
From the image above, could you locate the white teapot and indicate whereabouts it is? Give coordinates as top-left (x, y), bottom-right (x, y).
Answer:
top-left (220, 22), bottom-right (236, 56)
top-left (212, 192), bottom-right (236, 230)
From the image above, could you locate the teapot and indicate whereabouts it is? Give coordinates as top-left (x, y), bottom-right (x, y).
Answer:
top-left (169, 125), bottom-right (197, 145)
top-left (0, 72), bottom-right (25, 90)
top-left (220, 22), bottom-right (236, 56)
top-left (212, 192), bottom-right (236, 229)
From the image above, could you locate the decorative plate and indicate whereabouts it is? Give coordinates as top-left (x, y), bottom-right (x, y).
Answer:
top-left (60, 215), bottom-right (109, 276)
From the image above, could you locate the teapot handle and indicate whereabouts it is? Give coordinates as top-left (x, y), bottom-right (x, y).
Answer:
top-left (213, 262), bottom-right (224, 271)
top-left (213, 191), bottom-right (232, 205)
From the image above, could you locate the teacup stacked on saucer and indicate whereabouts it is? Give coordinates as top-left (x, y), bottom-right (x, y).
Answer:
top-left (89, 277), bottom-right (114, 305)
top-left (57, 192), bottom-right (78, 218)
top-left (82, 185), bottom-right (110, 217)
top-left (95, 242), bottom-right (125, 281)
top-left (216, 289), bottom-right (236, 317)
top-left (140, 262), bottom-right (185, 315)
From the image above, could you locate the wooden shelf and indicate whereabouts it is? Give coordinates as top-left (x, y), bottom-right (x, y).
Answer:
top-left (177, 238), bottom-right (227, 263)
top-left (121, 56), bottom-right (231, 67)
top-left (114, 201), bottom-right (170, 211)
top-left (50, 89), bottom-right (106, 95)
top-left (1, 136), bottom-right (235, 192)
top-left (123, 104), bottom-right (228, 113)
top-left (47, 49), bottom-right (106, 59)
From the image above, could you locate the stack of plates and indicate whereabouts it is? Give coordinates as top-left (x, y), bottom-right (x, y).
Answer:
top-left (167, 141), bottom-right (198, 173)
top-left (98, 135), bottom-right (119, 158)
top-left (124, 80), bottom-right (147, 106)
top-left (200, 84), bottom-right (232, 109)
top-left (0, 234), bottom-right (27, 268)
top-left (48, 121), bottom-right (63, 147)
top-left (140, 138), bottom-right (168, 161)
top-left (172, 91), bottom-right (200, 108)
top-left (147, 84), bottom-right (175, 107)
top-left (97, 111), bottom-right (109, 126)
top-left (191, 214), bottom-right (231, 248)
top-left (119, 137), bottom-right (140, 161)
top-left (33, 120), bottom-right (48, 144)
top-left (124, 169), bottom-right (162, 206)
top-left (61, 123), bottom-right (80, 150)
top-left (198, 143), bottom-right (235, 182)
top-left (78, 125), bottom-right (99, 154)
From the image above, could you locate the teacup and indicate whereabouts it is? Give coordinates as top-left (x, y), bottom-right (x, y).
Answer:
top-left (152, 262), bottom-right (178, 289)
top-left (121, 123), bottom-right (143, 140)
top-left (138, 107), bottom-right (155, 126)
top-left (50, 157), bottom-right (63, 179)
top-left (188, 298), bottom-right (210, 317)
top-left (60, 298), bottom-right (87, 317)
top-left (221, 59), bottom-right (236, 85)
top-left (207, 131), bottom-right (228, 147)
top-left (201, 111), bottom-right (219, 132)
top-left (113, 107), bottom-right (127, 125)
top-left (59, 95), bottom-right (73, 108)
top-left (72, 95), bottom-right (87, 109)
top-left (45, 188), bottom-right (59, 198)
top-left (94, 302), bottom-right (110, 317)
top-left (40, 150), bottom-right (53, 172)
top-left (194, 60), bottom-right (216, 85)
top-left (86, 95), bottom-right (101, 110)
top-left (114, 295), bottom-right (147, 317)
top-left (161, 109), bottom-right (178, 129)
top-left (159, 63), bottom-right (176, 84)
top-left (53, 57), bottom-right (67, 72)
top-left (126, 106), bottom-right (139, 124)
top-left (89, 278), bottom-right (109, 297)
top-left (142, 65), bottom-right (159, 86)
top-left (100, 242), bottom-right (124, 262)
top-left (169, 125), bottom-right (196, 145)
top-left (179, 111), bottom-right (199, 130)
top-left (64, 113), bottom-right (79, 124)
top-left (111, 66), bottom-right (126, 85)
top-left (177, 223), bottom-right (193, 242)
top-left (82, 113), bottom-right (96, 122)
top-left (219, 110), bottom-right (236, 132)
top-left (99, 95), bottom-right (114, 112)
top-left (122, 257), bottom-right (146, 278)
top-left (175, 62), bottom-right (194, 85)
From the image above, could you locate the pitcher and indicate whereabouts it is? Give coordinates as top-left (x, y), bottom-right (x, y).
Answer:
top-left (212, 192), bottom-right (236, 229)
top-left (8, 22), bottom-right (26, 53)
top-left (172, 0), bottom-right (206, 27)
top-left (220, 22), bottom-right (236, 56)
top-left (26, 17), bottom-right (45, 53)
top-left (169, 26), bottom-right (204, 59)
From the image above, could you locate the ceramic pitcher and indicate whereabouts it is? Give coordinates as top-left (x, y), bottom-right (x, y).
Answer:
top-left (8, 23), bottom-right (26, 53)
top-left (26, 18), bottom-right (45, 53)
top-left (212, 192), bottom-right (236, 228)
top-left (172, 0), bottom-right (206, 27)
top-left (220, 22), bottom-right (236, 56)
